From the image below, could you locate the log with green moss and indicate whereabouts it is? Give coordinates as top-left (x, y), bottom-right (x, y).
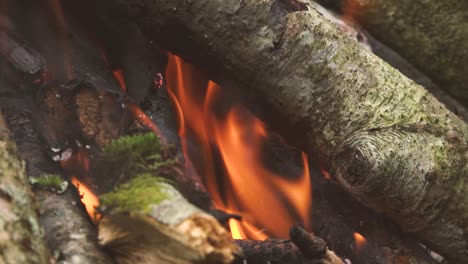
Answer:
top-left (317, 0), bottom-right (468, 107)
top-left (95, 133), bottom-right (240, 264)
top-left (0, 112), bottom-right (49, 263)
top-left (90, 0), bottom-right (467, 262)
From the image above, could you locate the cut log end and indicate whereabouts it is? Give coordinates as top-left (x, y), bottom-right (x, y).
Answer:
top-left (99, 212), bottom-right (240, 264)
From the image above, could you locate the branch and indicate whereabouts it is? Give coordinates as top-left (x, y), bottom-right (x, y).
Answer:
top-left (0, 111), bottom-right (49, 264)
top-left (317, 0), bottom-right (468, 107)
top-left (95, 133), bottom-right (240, 264)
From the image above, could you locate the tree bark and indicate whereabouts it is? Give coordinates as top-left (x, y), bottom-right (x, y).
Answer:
top-left (91, 0), bottom-right (467, 262)
top-left (0, 112), bottom-right (49, 263)
top-left (317, 0), bottom-right (468, 107)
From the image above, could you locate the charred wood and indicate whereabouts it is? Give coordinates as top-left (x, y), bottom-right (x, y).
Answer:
top-left (264, 136), bottom-right (436, 264)
top-left (234, 226), bottom-right (343, 264)
top-left (92, 0), bottom-right (468, 262)
top-left (0, 28), bottom-right (45, 89)
top-left (8, 0), bottom-right (124, 94)
top-left (0, 78), bottom-right (114, 263)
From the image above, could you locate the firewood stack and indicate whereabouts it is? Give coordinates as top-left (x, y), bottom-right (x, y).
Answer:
top-left (0, 0), bottom-right (466, 263)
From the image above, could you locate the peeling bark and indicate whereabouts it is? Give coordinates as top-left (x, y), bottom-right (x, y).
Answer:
top-left (317, 0), bottom-right (468, 107)
top-left (0, 112), bottom-right (49, 263)
top-left (91, 0), bottom-right (468, 262)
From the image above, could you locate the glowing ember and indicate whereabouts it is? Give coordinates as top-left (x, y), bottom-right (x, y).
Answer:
top-left (166, 53), bottom-right (312, 239)
top-left (111, 67), bottom-right (166, 143)
top-left (229, 219), bottom-right (245, 240)
top-left (354, 232), bottom-right (367, 251)
top-left (321, 169), bottom-right (332, 180)
top-left (113, 69), bottom-right (127, 93)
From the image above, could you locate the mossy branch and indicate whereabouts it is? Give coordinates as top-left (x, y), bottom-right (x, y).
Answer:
top-left (97, 133), bottom-right (239, 264)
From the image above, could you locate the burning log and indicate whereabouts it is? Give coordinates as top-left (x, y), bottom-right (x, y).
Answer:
top-left (94, 133), bottom-right (240, 264)
top-left (90, 0), bottom-right (467, 262)
top-left (317, 0), bottom-right (468, 107)
top-left (0, 112), bottom-right (49, 263)
top-left (265, 136), bottom-right (436, 264)
top-left (234, 226), bottom-right (343, 264)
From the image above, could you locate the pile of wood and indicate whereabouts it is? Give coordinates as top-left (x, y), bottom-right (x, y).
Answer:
top-left (0, 0), bottom-right (466, 263)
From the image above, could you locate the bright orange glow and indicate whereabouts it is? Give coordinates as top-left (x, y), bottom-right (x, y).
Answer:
top-left (166, 53), bottom-right (312, 239)
top-left (229, 219), bottom-right (245, 239)
top-left (128, 103), bottom-right (166, 144)
top-left (72, 177), bottom-right (100, 223)
top-left (354, 232), bottom-right (367, 251)
top-left (109, 68), bottom-right (166, 143)
top-left (61, 148), bottom-right (99, 223)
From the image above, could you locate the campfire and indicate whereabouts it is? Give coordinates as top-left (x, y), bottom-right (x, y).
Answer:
top-left (0, 0), bottom-right (466, 264)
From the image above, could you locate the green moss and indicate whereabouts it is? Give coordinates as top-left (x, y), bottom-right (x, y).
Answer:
top-left (99, 173), bottom-right (172, 214)
top-left (101, 133), bottom-right (176, 178)
top-left (29, 174), bottom-right (68, 194)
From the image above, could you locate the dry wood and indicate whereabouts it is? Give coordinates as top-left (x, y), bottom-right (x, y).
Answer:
top-left (89, 0), bottom-right (468, 262)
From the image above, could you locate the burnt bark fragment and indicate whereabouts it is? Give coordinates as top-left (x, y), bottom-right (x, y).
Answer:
top-left (89, 0), bottom-right (468, 262)
top-left (234, 226), bottom-right (343, 264)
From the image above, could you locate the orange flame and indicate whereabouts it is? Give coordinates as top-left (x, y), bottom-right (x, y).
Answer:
top-left (354, 232), bottom-right (367, 251)
top-left (111, 67), bottom-right (166, 142)
top-left (61, 148), bottom-right (99, 223)
top-left (71, 177), bottom-right (100, 223)
top-left (166, 53), bottom-right (312, 239)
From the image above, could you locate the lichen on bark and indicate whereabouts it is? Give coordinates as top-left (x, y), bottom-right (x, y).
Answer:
top-left (0, 114), bottom-right (49, 263)
top-left (318, 0), bottom-right (468, 107)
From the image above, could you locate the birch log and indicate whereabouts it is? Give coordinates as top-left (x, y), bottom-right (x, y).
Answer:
top-left (91, 0), bottom-right (468, 262)
top-left (0, 112), bottom-right (49, 263)
top-left (317, 0), bottom-right (468, 107)
top-left (95, 133), bottom-right (240, 264)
